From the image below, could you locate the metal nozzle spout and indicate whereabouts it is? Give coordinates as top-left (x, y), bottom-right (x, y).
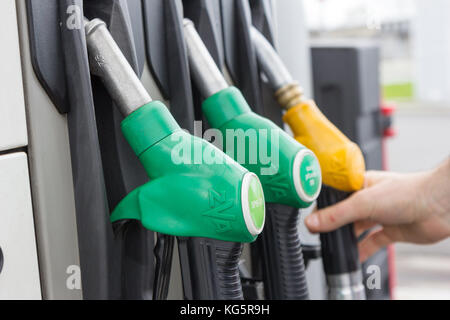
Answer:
top-left (250, 27), bottom-right (294, 90)
top-left (183, 19), bottom-right (228, 98)
top-left (84, 18), bottom-right (151, 116)
top-left (250, 27), bottom-right (306, 109)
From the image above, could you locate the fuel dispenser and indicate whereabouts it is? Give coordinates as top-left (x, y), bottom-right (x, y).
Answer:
top-left (2, 0), bottom-right (393, 301)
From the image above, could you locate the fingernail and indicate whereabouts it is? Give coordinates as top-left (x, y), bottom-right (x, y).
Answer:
top-left (306, 214), bottom-right (319, 229)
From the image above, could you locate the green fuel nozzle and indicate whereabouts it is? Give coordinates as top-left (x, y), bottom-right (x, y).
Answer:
top-left (84, 18), bottom-right (265, 243)
top-left (183, 19), bottom-right (322, 208)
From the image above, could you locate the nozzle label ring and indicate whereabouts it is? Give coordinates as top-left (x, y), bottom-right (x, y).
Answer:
top-left (241, 173), bottom-right (266, 236)
top-left (293, 149), bottom-right (322, 203)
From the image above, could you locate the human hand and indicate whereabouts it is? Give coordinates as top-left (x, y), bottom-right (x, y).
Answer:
top-left (305, 158), bottom-right (450, 262)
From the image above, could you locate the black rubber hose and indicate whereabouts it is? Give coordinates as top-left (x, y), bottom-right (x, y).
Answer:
top-left (153, 234), bottom-right (175, 300)
top-left (177, 237), bottom-right (244, 300)
top-left (257, 203), bottom-right (309, 300)
top-left (317, 186), bottom-right (361, 276)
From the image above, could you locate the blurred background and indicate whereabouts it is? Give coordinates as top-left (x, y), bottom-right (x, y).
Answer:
top-left (303, 0), bottom-right (450, 300)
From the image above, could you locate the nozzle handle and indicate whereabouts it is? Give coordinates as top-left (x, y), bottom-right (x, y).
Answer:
top-left (317, 186), bottom-right (366, 300)
top-left (257, 203), bottom-right (309, 300)
top-left (153, 233), bottom-right (175, 300)
top-left (178, 238), bottom-right (244, 300)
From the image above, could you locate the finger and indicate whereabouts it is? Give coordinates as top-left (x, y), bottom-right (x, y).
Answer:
top-left (364, 170), bottom-right (403, 188)
top-left (354, 220), bottom-right (378, 238)
top-left (305, 191), bottom-right (373, 233)
top-left (358, 229), bottom-right (395, 263)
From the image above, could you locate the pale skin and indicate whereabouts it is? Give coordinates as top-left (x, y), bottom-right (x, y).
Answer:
top-left (305, 157), bottom-right (450, 262)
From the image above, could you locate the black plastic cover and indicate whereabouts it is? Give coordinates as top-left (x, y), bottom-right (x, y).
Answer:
top-left (26, 0), bottom-right (70, 114)
top-left (142, 0), bottom-right (195, 130)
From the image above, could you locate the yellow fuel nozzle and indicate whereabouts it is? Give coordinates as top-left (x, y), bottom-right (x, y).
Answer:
top-left (279, 86), bottom-right (365, 191)
top-left (251, 28), bottom-right (365, 192)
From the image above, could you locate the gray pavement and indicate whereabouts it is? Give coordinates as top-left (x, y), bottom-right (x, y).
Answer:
top-left (386, 105), bottom-right (450, 300)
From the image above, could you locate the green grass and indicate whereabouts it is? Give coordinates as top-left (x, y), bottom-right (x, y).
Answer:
top-left (383, 82), bottom-right (414, 101)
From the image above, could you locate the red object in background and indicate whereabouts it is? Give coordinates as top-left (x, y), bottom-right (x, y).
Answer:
top-left (382, 102), bottom-right (397, 139)
top-left (381, 101), bottom-right (397, 299)
top-left (384, 127), bottom-right (397, 138)
top-left (381, 102), bottom-right (395, 116)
